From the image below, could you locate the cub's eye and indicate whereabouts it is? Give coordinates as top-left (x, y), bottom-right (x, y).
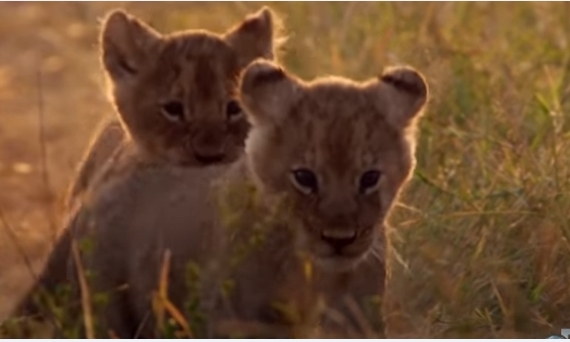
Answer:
top-left (290, 168), bottom-right (318, 194)
top-left (161, 101), bottom-right (185, 122)
top-left (359, 170), bottom-right (382, 195)
top-left (226, 100), bottom-right (242, 121)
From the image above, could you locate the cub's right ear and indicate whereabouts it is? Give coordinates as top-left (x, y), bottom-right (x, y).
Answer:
top-left (239, 60), bottom-right (301, 126)
top-left (224, 7), bottom-right (285, 69)
top-left (375, 66), bottom-right (429, 129)
top-left (100, 9), bottom-right (162, 82)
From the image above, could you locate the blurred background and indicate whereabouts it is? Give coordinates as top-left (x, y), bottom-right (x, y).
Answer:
top-left (0, 2), bottom-right (569, 338)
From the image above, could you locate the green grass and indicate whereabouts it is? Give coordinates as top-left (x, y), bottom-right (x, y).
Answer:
top-left (0, 2), bottom-right (569, 338)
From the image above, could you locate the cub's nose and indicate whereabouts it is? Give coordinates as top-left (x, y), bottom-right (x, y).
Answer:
top-left (320, 230), bottom-right (357, 252)
top-left (188, 138), bottom-right (225, 165)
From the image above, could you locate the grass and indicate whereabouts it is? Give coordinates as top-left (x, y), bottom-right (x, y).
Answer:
top-left (0, 2), bottom-right (569, 338)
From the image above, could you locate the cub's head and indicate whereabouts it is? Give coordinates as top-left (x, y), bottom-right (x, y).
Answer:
top-left (101, 8), bottom-right (283, 165)
top-left (240, 61), bottom-right (428, 272)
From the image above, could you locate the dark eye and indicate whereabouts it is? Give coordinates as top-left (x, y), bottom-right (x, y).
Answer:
top-left (359, 170), bottom-right (381, 194)
top-left (226, 100), bottom-right (242, 120)
top-left (291, 168), bottom-right (318, 194)
top-left (162, 101), bottom-right (185, 122)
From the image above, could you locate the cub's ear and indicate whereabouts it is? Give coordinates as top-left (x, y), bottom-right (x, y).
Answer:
top-left (224, 7), bottom-right (284, 69)
top-left (100, 9), bottom-right (162, 82)
top-left (239, 60), bottom-right (301, 126)
top-left (370, 66), bottom-right (429, 129)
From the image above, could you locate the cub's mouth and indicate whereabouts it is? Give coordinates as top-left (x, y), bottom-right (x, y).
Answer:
top-left (194, 152), bottom-right (225, 164)
top-left (310, 229), bottom-right (373, 272)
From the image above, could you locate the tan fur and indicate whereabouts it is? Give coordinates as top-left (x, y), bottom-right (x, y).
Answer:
top-left (12, 7), bottom-right (285, 335)
top-left (13, 59), bottom-right (428, 338)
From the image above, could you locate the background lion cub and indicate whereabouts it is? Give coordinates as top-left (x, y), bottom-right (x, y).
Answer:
top-left (67, 6), bottom-right (284, 208)
top-left (12, 6), bottom-right (284, 336)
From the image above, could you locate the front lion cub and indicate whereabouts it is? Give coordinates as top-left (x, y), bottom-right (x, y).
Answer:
top-left (205, 60), bottom-right (429, 337)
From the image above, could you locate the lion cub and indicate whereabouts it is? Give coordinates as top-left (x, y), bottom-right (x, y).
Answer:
top-left (11, 6), bottom-right (283, 335)
top-left (66, 6), bottom-right (284, 208)
top-left (49, 59), bottom-right (428, 338)
top-left (205, 60), bottom-right (429, 337)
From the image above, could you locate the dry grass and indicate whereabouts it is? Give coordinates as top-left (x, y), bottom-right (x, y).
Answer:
top-left (0, 2), bottom-right (568, 338)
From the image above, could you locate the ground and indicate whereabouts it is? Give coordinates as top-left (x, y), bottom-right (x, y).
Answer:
top-left (0, 2), bottom-right (569, 338)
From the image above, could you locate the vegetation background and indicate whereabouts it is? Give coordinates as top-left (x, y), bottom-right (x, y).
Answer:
top-left (0, 1), bottom-right (569, 338)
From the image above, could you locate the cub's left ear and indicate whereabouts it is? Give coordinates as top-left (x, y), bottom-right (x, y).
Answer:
top-left (100, 10), bottom-right (162, 82)
top-left (239, 60), bottom-right (301, 127)
top-left (224, 7), bottom-right (283, 69)
top-left (371, 66), bottom-right (429, 129)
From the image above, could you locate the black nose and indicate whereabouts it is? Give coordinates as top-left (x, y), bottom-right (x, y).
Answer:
top-left (194, 152), bottom-right (224, 164)
top-left (320, 233), bottom-right (357, 252)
